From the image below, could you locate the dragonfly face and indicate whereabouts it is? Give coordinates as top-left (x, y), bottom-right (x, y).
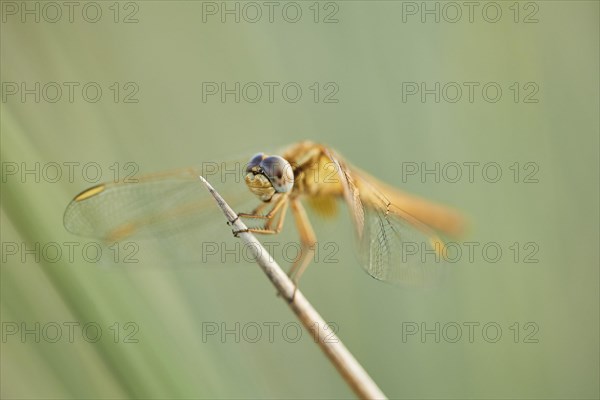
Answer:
top-left (244, 153), bottom-right (294, 201)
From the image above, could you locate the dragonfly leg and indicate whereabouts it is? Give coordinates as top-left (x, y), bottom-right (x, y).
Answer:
top-left (264, 198), bottom-right (289, 231)
top-left (287, 198), bottom-right (317, 297)
top-left (233, 195), bottom-right (289, 236)
top-left (237, 201), bottom-right (271, 219)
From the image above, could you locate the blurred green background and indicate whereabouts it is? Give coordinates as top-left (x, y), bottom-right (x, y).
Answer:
top-left (1, 1), bottom-right (598, 399)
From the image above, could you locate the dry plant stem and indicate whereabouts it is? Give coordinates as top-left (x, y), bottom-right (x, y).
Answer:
top-left (199, 176), bottom-right (387, 400)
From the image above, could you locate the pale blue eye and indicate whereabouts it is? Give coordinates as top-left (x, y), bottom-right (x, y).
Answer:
top-left (259, 156), bottom-right (294, 193)
top-left (245, 153), bottom-right (265, 173)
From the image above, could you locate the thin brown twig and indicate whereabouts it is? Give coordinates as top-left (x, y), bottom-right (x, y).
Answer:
top-left (199, 176), bottom-right (387, 400)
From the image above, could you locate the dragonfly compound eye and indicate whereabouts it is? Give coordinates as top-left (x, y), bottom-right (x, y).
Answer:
top-left (260, 156), bottom-right (294, 193)
top-left (245, 153), bottom-right (265, 173)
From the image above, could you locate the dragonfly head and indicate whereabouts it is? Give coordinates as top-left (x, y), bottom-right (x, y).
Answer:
top-left (245, 153), bottom-right (294, 201)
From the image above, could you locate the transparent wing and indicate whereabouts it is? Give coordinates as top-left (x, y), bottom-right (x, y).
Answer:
top-left (63, 160), bottom-right (262, 269)
top-left (332, 157), bottom-right (449, 287)
top-left (360, 203), bottom-right (448, 287)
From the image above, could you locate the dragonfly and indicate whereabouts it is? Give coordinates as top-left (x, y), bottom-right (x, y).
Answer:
top-left (64, 141), bottom-right (465, 286)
